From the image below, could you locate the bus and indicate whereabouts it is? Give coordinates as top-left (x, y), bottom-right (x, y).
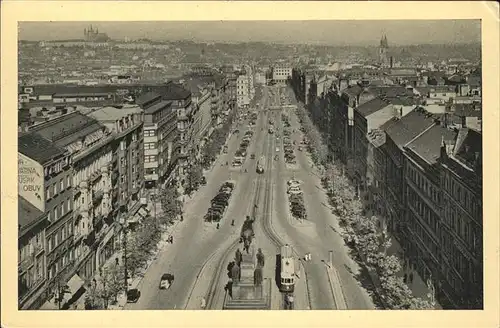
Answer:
top-left (256, 156), bottom-right (265, 174)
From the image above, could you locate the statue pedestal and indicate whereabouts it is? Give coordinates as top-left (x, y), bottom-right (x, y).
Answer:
top-left (224, 279), bottom-right (270, 310)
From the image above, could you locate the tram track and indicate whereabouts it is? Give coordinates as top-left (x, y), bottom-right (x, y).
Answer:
top-left (203, 113), bottom-right (269, 309)
top-left (255, 94), bottom-right (313, 310)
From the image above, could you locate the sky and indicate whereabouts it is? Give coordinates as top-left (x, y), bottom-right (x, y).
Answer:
top-left (18, 20), bottom-right (481, 46)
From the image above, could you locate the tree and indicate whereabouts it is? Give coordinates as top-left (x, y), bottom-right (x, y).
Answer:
top-left (125, 233), bottom-right (147, 278)
top-left (102, 263), bottom-right (125, 303)
top-left (160, 187), bottom-right (182, 222)
top-left (187, 163), bottom-right (203, 193)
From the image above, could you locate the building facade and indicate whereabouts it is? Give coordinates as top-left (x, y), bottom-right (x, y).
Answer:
top-left (272, 63), bottom-right (292, 84)
top-left (18, 132), bottom-right (73, 309)
top-left (29, 113), bottom-right (115, 288)
top-left (438, 127), bottom-right (483, 309)
top-left (137, 92), bottom-right (175, 189)
top-left (88, 105), bottom-right (145, 255)
top-left (237, 73), bottom-right (250, 108)
top-left (403, 124), bottom-right (458, 309)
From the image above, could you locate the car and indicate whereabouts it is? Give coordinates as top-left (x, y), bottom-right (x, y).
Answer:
top-left (127, 289), bottom-right (141, 303)
top-left (212, 198), bottom-right (229, 207)
top-left (250, 153), bottom-right (256, 159)
top-left (288, 186), bottom-right (303, 195)
top-left (298, 146), bottom-right (303, 151)
top-left (200, 176), bottom-right (207, 185)
top-left (287, 179), bottom-right (301, 187)
top-left (222, 181), bottom-right (235, 190)
top-left (159, 273), bottom-right (175, 289)
top-left (276, 147), bottom-right (280, 152)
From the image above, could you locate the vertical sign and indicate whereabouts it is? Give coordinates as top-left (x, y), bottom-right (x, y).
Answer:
top-left (18, 153), bottom-right (45, 212)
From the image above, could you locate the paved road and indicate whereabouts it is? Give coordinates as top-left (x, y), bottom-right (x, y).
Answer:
top-left (125, 87), bottom-right (271, 310)
top-left (270, 86), bottom-right (375, 309)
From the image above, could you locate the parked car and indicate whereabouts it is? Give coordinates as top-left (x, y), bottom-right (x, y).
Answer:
top-left (159, 273), bottom-right (175, 289)
top-left (288, 186), bottom-right (303, 195)
top-left (127, 289), bottom-right (141, 303)
top-left (250, 153), bottom-right (256, 159)
top-left (222, 181), bottom-right (235, 190)
top-left (201, 176), bottom-right (207, 185)
top-left (287, 179), bottom-right (301, 187)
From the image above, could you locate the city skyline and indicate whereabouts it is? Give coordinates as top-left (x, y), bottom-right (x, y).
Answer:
top-left (19, 20), bottom-right (481, 45)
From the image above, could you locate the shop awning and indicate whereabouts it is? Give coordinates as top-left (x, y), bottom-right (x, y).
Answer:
top-left (67, 274), bottom-right (85, 295)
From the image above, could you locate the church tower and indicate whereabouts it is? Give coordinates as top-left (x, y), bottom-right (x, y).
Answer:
top-left (379, 34), bottom-right (389, 67)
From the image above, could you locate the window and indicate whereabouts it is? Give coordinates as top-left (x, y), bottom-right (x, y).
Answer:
top-left (67, 176), bottom-right (71, 189)
top-left (144, 129), bottom-right (156, 137)
top-left (61, 224), bottom-right (66, 240)
top-left (52, 184), bottom-right (57, 196)
top-left (66, 198), bottom-right (71, 212)
top-left (144, 142), bottom-right (156, 150)
top-left (145, 155), bottom-right (157, 163)
top-left (48, 236), bottom-right (53, 252)
top-left (60, 179), bottom-right (64, 191)
top-left (46, 186), bottom-right (51, 199)
top-left (53, 208), bottom-right (58, 221)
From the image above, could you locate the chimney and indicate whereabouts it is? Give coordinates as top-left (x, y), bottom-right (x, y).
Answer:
top-left (390, 56), bottom-right (394, 69)
top-left (399, 107), bottom-right (403, 117)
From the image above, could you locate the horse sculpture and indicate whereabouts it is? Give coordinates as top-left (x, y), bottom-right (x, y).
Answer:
top-left (240, 216), bottom-right (255, 254)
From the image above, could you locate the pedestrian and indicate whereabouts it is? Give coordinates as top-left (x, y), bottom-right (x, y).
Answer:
top-left (409, 272), bottom-right (414, 284)
top-left (201, 297), bottom-right (206, 309)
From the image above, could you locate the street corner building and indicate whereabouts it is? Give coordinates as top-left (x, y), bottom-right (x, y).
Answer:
top-left (17, 110), bottom-right (148, 310)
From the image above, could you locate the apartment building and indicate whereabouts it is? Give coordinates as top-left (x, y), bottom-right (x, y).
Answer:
top-left (29, 113), bottom-right (115, 292)
top-left (403, 123), bottom-right (458, 309)
top-left (380, 110), bottom-right (436, 236)
top-left (272, 63), bottom-right (292, 84)
top-left (180, 78), bottom-right (213, 160)
top-left (164, 83), bottom-right (193, 184)
top-left (88, 105), bottom-right (145, 252)
top-left (18, 132), bottom-right (73, 309)
top-left (437, 127), bottom-right (482, 309)
top-left (137, 92), bottom-right (175, 189)
top-left (236, 73), bottom-right (250, 108)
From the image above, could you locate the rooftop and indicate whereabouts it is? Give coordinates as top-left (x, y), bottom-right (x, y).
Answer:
top-left (18, 132), bottom-right (66, 164)
top-left (88, 105), bottom-right (143, 122)
top-left (406, 124), bottom-right (457, 165)
top-left (370, 86), bottom-right (414, 98)
top-left (384, 108), bottom-right (436, 147)
top-left (354, 97), bottom-right (391, 117)
top-left (162, 81), bottom-right (191, 100)
top-left (143, 100), bottom-right (172, 115)
top-left (18, 196), bottom-right (45, 233)
top-left (136, 91), bottom-right (162, 108)
top-left (29, 112), bottom-right (104, 148)
top-left (453, 128), bottom-right (482, 169)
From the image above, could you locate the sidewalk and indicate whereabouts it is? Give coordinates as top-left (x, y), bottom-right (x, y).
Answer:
top-left (385, 235), bottom-right (441, 309)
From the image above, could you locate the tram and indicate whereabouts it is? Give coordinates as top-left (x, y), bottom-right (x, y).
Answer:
top-left (279, 244), bottom-right (295, 293)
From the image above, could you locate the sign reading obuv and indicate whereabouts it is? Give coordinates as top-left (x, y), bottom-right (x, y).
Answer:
top-left (18, 153), bottom-right (45, 212)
